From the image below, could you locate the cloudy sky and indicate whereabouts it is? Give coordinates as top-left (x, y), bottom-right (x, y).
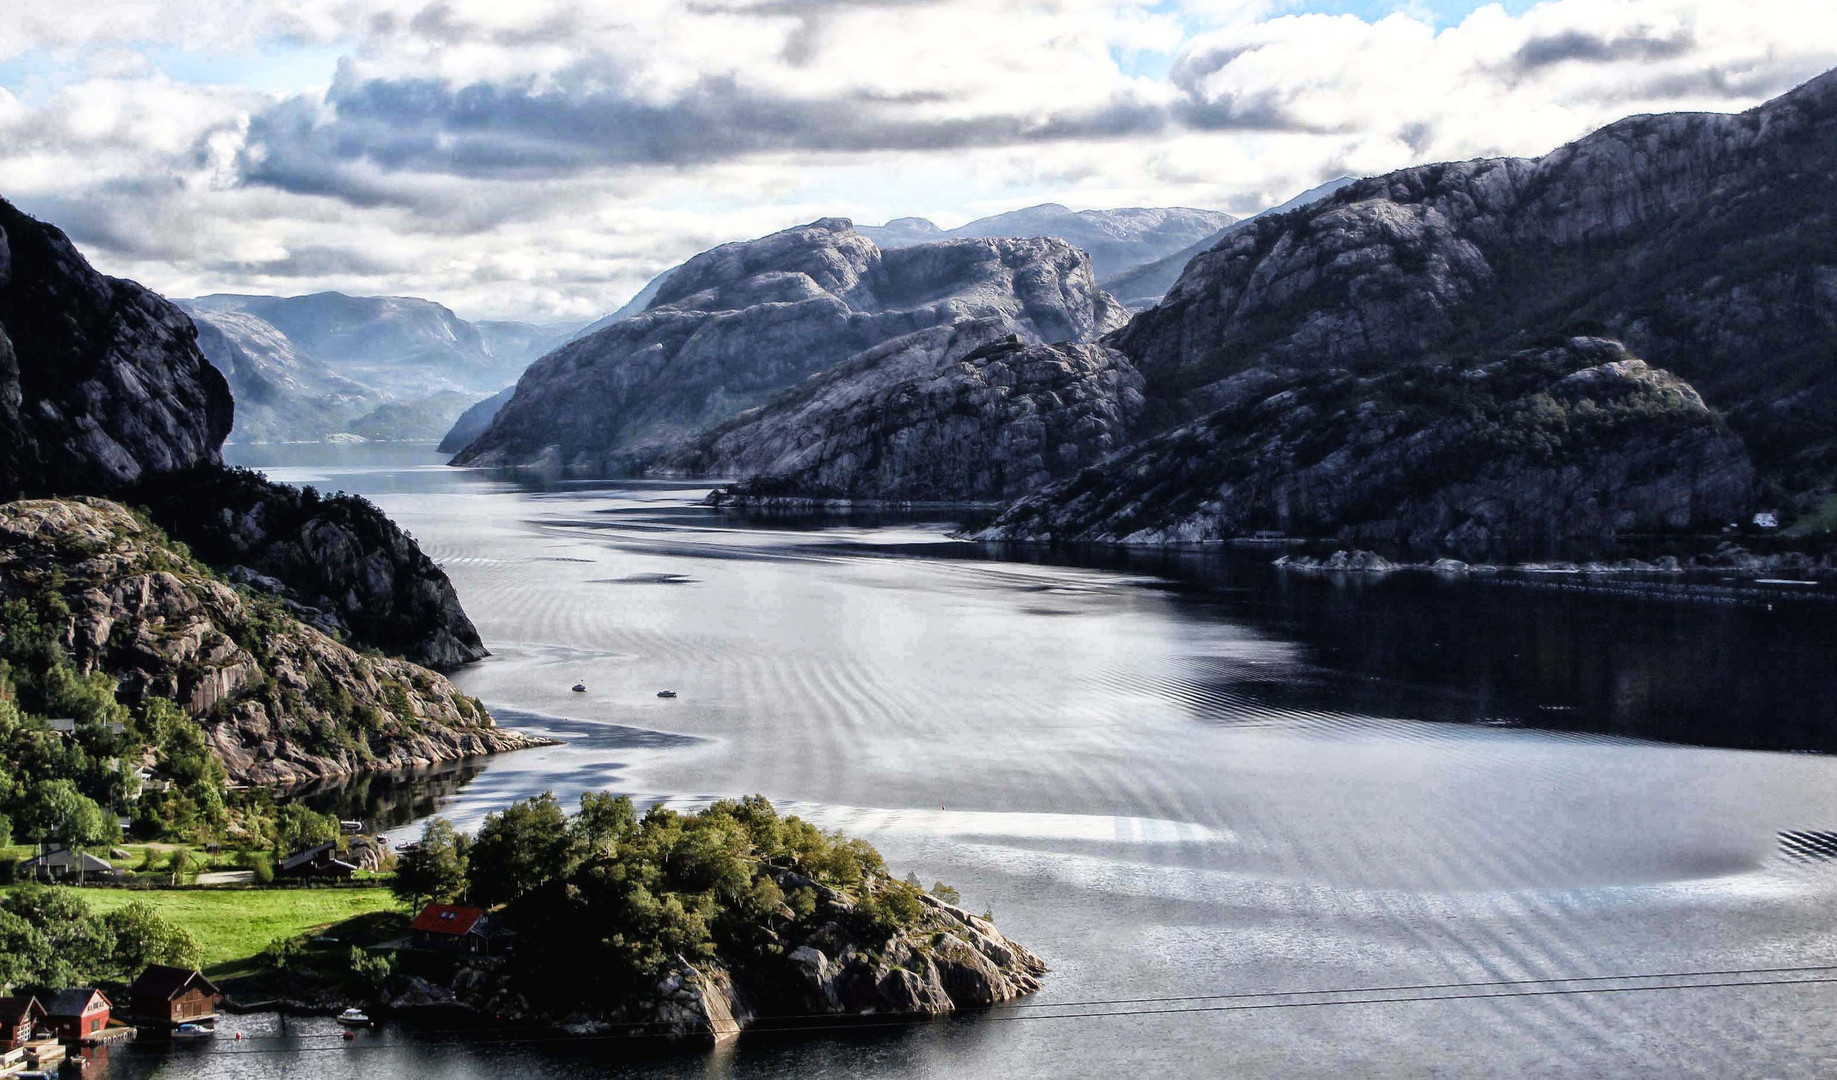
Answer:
top-left (3, 0), bottom-right (1834, 323)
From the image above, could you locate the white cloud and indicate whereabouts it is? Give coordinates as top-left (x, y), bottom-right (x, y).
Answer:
top-left (0, 0), bottom-right (1832, 321)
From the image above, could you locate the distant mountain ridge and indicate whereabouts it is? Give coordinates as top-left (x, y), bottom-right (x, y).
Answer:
top-left (1099, 178), bottom-right (1357, 311)
top-left (179, 291), bottom-right (576, 443)
top-left (858, 203), bottom-right (1234, 279)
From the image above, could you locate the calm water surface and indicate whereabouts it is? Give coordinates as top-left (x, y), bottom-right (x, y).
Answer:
top-left (112, 444), bottom-right (1837, 1078)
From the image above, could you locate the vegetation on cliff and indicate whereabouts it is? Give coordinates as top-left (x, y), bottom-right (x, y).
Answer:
top-left (0, 497), bottom-right (541, 792)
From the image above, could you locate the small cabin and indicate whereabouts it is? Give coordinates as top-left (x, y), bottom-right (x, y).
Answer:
top-left (1753, 511), bottom-right (1780, 530)
top-left (276, 841), bottom-right (358, 879)
top-left (127, 966), bottom-right (222, 1027)
top-left (16, 846), bottom-right (118, 883)
top-left (409, 903), bottom-right (512, 955)
top-left (41, 988), bottom-right (109, 1041)
top-left (0, 995), bottom-right (46, 1057)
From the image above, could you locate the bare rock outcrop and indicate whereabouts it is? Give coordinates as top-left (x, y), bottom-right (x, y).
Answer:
top-left (976, 339), bottom-right (1754, 546)
top-left (453, 219), bottom-right (1128, 474)
top-left (1109, 69), bottom-right (1837, 509)
top-left (664, 317), bottom-right (1145, 505)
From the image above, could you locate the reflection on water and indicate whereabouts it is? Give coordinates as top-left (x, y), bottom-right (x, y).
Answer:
top-left (284, 759), bottom-right (486, 831)
top-left (119, 442), bottom-right (1837, 1080)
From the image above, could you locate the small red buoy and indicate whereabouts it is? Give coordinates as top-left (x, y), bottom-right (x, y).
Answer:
top-left (343, 1029), bottom-right (356, 1041)
top-left (234, 1033), bottom-right (242, 1041)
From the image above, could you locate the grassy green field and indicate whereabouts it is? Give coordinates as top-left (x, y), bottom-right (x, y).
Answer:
top-left (69, 887), bottom-right (401, 976)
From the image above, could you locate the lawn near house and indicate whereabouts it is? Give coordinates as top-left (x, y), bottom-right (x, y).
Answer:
top-left (71, 886), bottom-right (403, 977)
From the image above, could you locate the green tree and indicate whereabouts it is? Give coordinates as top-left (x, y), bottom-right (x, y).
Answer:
top-left (0, 886), bottom-right (113, 985)
top-left (348, 947), bottom-right (394, 993)
top-left (272, 804), bottom-right (340, 855)
top-left (392, 817), bottom-right (469, 909)
top-left (18, 779), bottom-right (117, 878)
top-left (260, 936), bottom-right (303, 974)
top-left (102, 900), bottom-right (203, 977)
top-left (571, 791), bottom-right (637, 858)
top-left (467, 792), bottom-right (577, 907)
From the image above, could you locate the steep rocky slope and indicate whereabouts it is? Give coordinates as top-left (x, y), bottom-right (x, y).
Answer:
top-left (976, 339), bottom-right (1753, 546)
top-left (0, 498), bottom-right (540, 783)
top-left (0, 194), bottom-right (487, 669)
top-left (664, 318), bottom-right (1144, 504)
top-left (860, 204), bottom-right (1235, 279)
top-left (1111, 71), bottom-right (1837, 511)
top-left (0, 196), bottom-right (232, 499)
top-left (189, 311), bottom-right (373, 443)
top-left (454, 219), bottom-right (1128, 473)
top-left (124, 467), bottom-right (489, 669)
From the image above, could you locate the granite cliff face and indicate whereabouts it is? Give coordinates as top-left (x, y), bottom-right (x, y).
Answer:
top-left (452, 219), bottom-right (1128, 474)
top-left (975, 339), bottom-right (1753, 546)
top-left (0, 197), bottom-right (232, 498)
top-left (0, 194), bottom-right (488, 670)
top-left (1111, 71), bottom-right (1837, 509)
top-left (665, 318), bottom-right (1144, 505)
top-left (0, 498), bottom-right (540, 784)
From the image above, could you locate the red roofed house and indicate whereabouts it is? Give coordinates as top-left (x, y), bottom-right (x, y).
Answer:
top-left (409, 903), bottom-right (511, 955)
top-left (42, 989), bottom-right (109, 1041)
top-left (127, 966), bottom-right (221, 1027)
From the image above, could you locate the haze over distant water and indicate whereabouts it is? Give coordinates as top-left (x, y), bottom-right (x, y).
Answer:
top-left (104, 442), bottom-right (1837, 1080)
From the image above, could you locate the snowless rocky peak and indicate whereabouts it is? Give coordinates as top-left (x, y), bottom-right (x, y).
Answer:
top-left (453, 218), bottom-right (1128, 474)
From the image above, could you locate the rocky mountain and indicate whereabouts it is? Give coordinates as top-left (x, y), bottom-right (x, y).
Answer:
top-left (179, 293), bottom-right (573, 443)
top-left (664, 318), bottom-right (1143, 505)
top-left (453, 219), bottom-right (1129, 474)
top-left (189, 311), bottom-right (374, 443)
top-left (975, 339), bottom-right (1754, 546)
top-left (0, 194), bottom-right (488, 670)
top-left (1099, 178), bottom-right (1356, 311)
top-left (124, 467), bottom-right (489, 669)
top-left (0, 196), bottom-right (232, 499)
top-left (0, 498), bottom-right (541, 783)
top-left (1111, 71), bottom-right (1837, 512)
top-left (859, 204), bottom-right (1235, 279)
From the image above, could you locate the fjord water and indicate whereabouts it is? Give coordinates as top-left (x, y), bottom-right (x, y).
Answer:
top-left (127, 445), bottom-right (1837, 1078)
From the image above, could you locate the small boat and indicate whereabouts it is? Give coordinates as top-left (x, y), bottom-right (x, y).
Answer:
top-left (173, 1022), bottom-right (214, 1039)
top-left (656, 689), bottom-right (677, 699)
top-left (336, 1008), bottom-right (372, 1027)
top-left (571, 683), bottom-right (587, 693)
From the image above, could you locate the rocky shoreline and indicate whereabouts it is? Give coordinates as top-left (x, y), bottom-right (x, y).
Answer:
top-left (1273, 544), bottom-right (1836, 580)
